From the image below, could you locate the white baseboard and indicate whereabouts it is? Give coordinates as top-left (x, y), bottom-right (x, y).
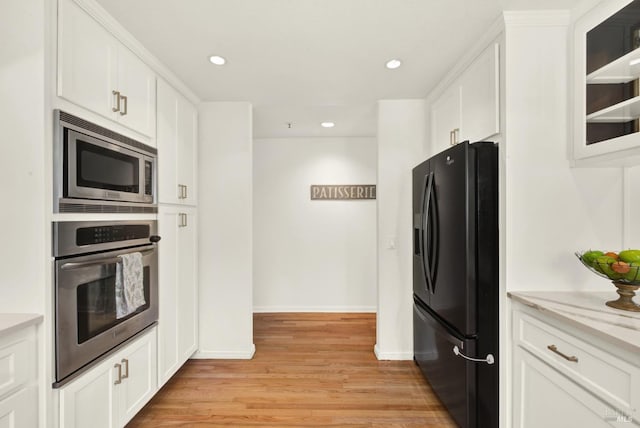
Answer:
top-left (373, 344), bottom-right (413, 361)
top-left (253, 305), bottom-right (376, 313)
top-left (191, 344), bottom-right (256, 360)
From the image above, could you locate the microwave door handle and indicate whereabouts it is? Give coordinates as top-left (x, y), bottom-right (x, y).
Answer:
top-left (60, 248), bottom-right (156, 270)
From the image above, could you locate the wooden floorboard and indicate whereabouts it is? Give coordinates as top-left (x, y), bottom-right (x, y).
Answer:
top-left (126, 313), bottom-right (457, 427)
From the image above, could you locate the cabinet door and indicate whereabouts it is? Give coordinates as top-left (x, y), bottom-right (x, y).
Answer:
top-left (117, 45), bottom-right (156, 139)
top-left (0, 386), bottom-right (38, 428)
top-left (157, 207), bottom-right (180, 385)
top-left (157, 79), bottom-right (180, 204)
top-left (177, 96), bottom-right (197, 205)
top-left (431, 86), bottom-right (461, 154)
top-left (178, 209), bottom-right (198, 361)
top-left (59, 357), bottom-right (117, 428)
top-left (157, 79), bottom-right (198, 205)
top-left (513, 347), bottom-right (619, 427)
top-left (58, 0), bottom-right (116, 118)
top-left (118, 330), bottom-right (157, 426)
top-left (459, 43), bottom-right (500, 143)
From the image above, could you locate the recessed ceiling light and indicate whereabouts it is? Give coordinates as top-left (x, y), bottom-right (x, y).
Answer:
top-left (321, 122), bottom-right (335, 128)
top-left (386, 59), bottom-right (402, 70)
top-left (209, 55), bottom-right (226, 65)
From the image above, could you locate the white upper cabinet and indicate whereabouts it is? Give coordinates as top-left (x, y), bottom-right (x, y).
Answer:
top-left (430, 43), bottom-right (500, 154)
top-left (57, 0), bottom-right (156, 139)
top-left (459, 43), bottom-right (500, 144)
top-left (431, 85), bottom-right (461, 154)
top-left (573, 0), bottom-right (640, 165)
top-left (157, 78), bottom-right (197, 206)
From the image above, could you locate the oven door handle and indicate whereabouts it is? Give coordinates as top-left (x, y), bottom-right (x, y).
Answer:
top-left (60, 248), bottom-right (156, 271)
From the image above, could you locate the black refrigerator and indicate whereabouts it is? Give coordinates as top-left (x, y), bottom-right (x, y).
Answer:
top-left (412, 141), bottom-right (498, 428)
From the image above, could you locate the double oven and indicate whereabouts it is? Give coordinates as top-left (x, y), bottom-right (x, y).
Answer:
top-left (52, 111), bottom-right (160, 386)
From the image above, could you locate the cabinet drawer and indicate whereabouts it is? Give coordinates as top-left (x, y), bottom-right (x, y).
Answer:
top-left (0, 328), bottom-right (36, 400)
top-left (0, 386), bottom-right (38, 428)
top-left (513, 309), bottom-right (639, 420)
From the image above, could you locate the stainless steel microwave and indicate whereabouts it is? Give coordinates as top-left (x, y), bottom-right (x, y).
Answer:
top-left (53, 110), bottom-right (157, 213)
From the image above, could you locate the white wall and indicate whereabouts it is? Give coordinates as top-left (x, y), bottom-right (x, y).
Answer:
top-left (501, 12), bottom-right (624, 292)
top-left (0, 0), bottom-right (47, 314)
top-left (375, 99), bottom-right (428, 360)
top-left (624, 166), bottom-right (640, 248)
top-left (195, 102), bottom-right (255, 358)
top-left (252, 137), bottom-right (377, 312)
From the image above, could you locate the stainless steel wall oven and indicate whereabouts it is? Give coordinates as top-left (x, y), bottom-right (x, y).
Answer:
top-left (53, 110), bottom-right (157, 213)
top-left (53, 220), bottom-right (160, 386)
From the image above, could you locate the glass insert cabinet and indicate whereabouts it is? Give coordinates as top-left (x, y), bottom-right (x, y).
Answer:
top-left (574, 0), bottom-right (640, 163)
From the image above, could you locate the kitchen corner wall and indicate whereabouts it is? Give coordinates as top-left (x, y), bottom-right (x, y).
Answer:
top-left (376, 99), bottom-right (428, 360)
top-left (0, 0), bottom-right (47, 314)
top-left (501, 12), bottom-right (624, 292)
top-left (195, 102), bottom-right (255, 358)
top-left (252, 137), bottom-right (377, 312)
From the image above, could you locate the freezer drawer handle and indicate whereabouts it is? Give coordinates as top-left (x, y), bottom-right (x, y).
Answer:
top-left (453, 346), bottom-right (495, 365)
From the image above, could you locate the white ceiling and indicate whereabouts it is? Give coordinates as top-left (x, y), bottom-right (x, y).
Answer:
top-left (95, 0), bottom-right (585, 138)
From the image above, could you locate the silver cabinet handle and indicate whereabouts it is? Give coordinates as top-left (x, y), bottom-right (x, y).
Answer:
top-left (114, 363), bottom-right (122, 384)
top-left (179, 213), bottom-right (188, 228)
top-left (178, 184), bottom-right (188, 199)
top-left (449, 128), bottom-right (460, 146)
top-left (547, 345), bottom-right (578, 362)
top-left (453, 346), bottom-right (495, 365)
top-left (112, 90), bottom-right (121, 112)
top-left (120, 94), bottom-right (128, 116)
top-left (121, 358), bottom-right (129, 379)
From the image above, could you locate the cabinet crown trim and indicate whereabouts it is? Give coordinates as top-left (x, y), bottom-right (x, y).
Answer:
top-left (503, 10), bottom-right (571, 27)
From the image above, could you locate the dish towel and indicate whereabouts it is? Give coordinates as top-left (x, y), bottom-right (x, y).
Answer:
top-left (115, 252), bottom-right (146, 319)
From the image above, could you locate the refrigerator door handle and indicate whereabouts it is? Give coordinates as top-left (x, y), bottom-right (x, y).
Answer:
top-left (428, 173), bottom-right (439, 291)
top-left (422, 172), bottom-right (435, 293)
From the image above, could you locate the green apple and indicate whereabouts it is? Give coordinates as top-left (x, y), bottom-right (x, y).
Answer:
top-left (582, 250), bottom-right (604, 266)
top-left (619, 249), bottom-right (640, 264)
top-left (624, 262), bottom-right (640, 283)
top-left (594, 255), bottom-right (622, 279)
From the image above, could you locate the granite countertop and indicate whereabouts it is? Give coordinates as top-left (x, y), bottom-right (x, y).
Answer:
top-left (0, 314), bottom-right (43, 339)
top-left (508, 291), bottom-right (640, 354)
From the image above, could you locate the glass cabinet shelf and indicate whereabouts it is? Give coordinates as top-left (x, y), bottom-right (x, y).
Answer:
top-left (586, 95), bottom-right (640, 122)
top-left (587, 46), bottom-right (640, 84)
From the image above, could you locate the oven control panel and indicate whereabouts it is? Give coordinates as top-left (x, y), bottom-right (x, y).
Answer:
top-left (76, 225), bottom-right (151, 246)
top-left (54, 220), bottom-right (157, 258)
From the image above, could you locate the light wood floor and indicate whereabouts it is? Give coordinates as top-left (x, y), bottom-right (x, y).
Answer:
top-left (126, 313), bottom-right (457, 427)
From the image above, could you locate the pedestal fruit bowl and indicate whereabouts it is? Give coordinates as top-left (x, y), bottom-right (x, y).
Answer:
top-left (576, 249), bottom-right (640, 312)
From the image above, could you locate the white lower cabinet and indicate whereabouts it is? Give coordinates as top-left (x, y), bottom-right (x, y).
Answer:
top-left (512, 304), bottom-right (640, 427)
top-left (0, 386), bottom-right (38, 428)
top-left (0, 323), bottom-right (39, 428)
top-left (59, 326), bottom-right (157, 428)
top-left (157, 206), bottom-right (198, 386)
